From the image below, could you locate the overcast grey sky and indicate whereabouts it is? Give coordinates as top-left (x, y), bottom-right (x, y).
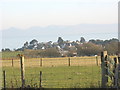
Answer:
top-left (0, 0), bottom-right (118, 30)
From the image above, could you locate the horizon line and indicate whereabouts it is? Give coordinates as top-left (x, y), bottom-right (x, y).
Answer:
top-left (0, 23), bottom-right (118, 31)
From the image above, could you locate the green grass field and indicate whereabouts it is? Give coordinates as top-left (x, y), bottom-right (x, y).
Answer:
top-left (1, 51), bottom-right (23, 59)
top-left (2, 66), bottom-right (101, 88)
top-left (1, 51), bottom-right (102, 88)
top-left (1, 51), bottom-right (117, 88)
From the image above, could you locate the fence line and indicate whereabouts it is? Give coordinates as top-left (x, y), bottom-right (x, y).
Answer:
top-left (2, 54), bottom-right (120, 88)
top-left (2, 67), bottom-right (101, 88)
top-left (2, 56), bottom-right (101, 67)
top-left (2, 56), bottom-right (102, 88)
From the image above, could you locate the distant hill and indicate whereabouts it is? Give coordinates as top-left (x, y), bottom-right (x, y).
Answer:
top-left (2, 24), bottom-right (117, 49)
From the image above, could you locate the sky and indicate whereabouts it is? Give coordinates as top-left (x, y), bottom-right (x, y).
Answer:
top-left (0, 0), bottom-right (119, 50)
top-left (0, 0), bottom-right (119, 30)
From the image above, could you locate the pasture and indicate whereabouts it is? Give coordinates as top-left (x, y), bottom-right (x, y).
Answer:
top-left (1, 56), bottom-right (102, 88)
top-left (1, 51), bottom-right (23, 59)
top-left (2, 56), bottom-right (101, 67)
top-left (2, 66), bottom-right (101, 88)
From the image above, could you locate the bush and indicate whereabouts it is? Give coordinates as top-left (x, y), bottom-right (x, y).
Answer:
top-left (38, 48), bottom-right (61, 57)
top-left (76, 42), bottom-right (103, 56)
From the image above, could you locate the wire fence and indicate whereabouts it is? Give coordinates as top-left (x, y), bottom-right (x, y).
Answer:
top-left (2, 56), bottom-right (102, 88)
top-left (2, 56), bottom-right (101, 67)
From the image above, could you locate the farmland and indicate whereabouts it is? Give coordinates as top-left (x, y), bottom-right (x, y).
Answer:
top-left (1, 51), bottom-right (23, 59)
top-left (1, 52), bottom-right (102, 88)
top-left (2, 56), bottom-right (101, 67)
top-left (2, 66), bottom-right (101, 88)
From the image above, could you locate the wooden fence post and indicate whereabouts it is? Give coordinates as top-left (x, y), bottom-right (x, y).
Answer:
top-left (3, 70), bottom-right (6, 89)
top-left (39, 71), bottom-right (42, 88)
top-left (101, 51), bottom-right (108, 88)
top-left (68, 57), bottom-right (70, 66)
top-left (118, 54), bottom-right (120, 88)
top-left (20, 55), bottom-right (25, 88)
top-left (40, 58), bottom-right (42, 67)
top-left (12, 59), bottom-right (13, 67)
top-left (113, 57), bottom-right (118, 88)
top-left (96, 56), bottom-right (98, 66)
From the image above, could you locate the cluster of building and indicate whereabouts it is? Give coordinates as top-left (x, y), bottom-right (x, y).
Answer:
top-left (19, 37), bottom-right (86, 56)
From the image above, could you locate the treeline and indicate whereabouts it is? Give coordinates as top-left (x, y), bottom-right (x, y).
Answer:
top-left (2, 37), bottom-right (119, 58)
top-left (23, 48), bottom-right (61, 58)
top-left (76, 41), bottom-right (118, 56)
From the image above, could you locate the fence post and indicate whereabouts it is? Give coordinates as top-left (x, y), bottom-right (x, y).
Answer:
top-left (3, 70), bottom-right (6, 89)
top-left (68, 57), bottom-right (70, 66)
top-left (101, 51), bottom-right (108, 88)
top-left (19, 55), bottom-right (25, 88)
top-left (12, 59), bottom-right (13, 67)
top-left (40, 58), bottom-right (42, 67)
top-left (118, 54), bottom-right (120, 88)
top-left (39, 71), bottom-right (42, 88)
top-left (113, 57), bottom-right (118, 88)
top-left (96, 56), bottom-right (98, 66)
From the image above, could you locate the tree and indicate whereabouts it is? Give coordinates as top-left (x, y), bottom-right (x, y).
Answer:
top-left (2, 49), bottom-right (4, 52)
top-left (2, 48), bottom-right (11, 52)
top-left (30, 39), bottom-right (38, 45)
top-left (23, 42), bottom-right (29, 49)
top-left (88, 38), bottom-right (119, 45)
top-left (118, 42), bottom-right (120, 54)
top-left (76, 42), bottom-right (103, 56)
top-left (104, 41), bottom-right (118, 55)
top-left (57, 37), bottom-right (64, 44)
top-left (38, 48), bottom-right (61, 57)
top-left (89, 39), bottom-right (104, 45)
top-left (80, 37), bottom-right (86, 43)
